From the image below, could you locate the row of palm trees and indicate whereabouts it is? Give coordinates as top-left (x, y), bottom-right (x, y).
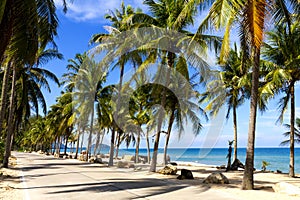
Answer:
top-left (1, 0), bottom-right (300, 191)
top-left (0, 0), bottom-right (64, 168)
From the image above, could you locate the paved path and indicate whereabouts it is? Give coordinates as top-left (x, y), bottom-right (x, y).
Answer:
top-left (14, 152), bottom-right (237, 200)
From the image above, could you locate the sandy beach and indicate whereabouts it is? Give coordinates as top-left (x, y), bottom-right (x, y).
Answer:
top-left (1, 152), bottom-right (300, 200)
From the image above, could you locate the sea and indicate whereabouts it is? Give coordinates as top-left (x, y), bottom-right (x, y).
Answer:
top-left (64, 147), bottom-right (300, 174)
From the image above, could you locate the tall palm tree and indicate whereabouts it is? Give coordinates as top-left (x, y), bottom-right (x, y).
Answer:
top-left (46, 91), bottom-right (75, 156)
top-left (201, 45), bottom-right (250, 162)
top-left (0, 0), bottom-right (59, 140)
top-left (1, 0), bottom-right (60, 167)
top-left (91, 2), bottom-right (144, 165)
top-left (162, 79), bottom-right (204, 166)
top-left (74, 56), bottom-right (107, 161)
top-left (128, 82), bottom-right (152, 163)
top-left (2, 48), bottom-right (61, 167)
top-left (129, 0), bottom-right (220, 172)
top-left (261, 19), bottom-right (300, 177)
top-left (184, 0), bottom-right (300, 189)
top-left (62, 52), bottom-right (88, 159)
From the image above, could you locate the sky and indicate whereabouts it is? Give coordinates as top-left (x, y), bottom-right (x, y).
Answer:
top-left (42, 0), bottom-right (300, 149)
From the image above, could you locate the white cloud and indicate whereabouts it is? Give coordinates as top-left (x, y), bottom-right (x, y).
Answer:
top-left (55, 0), bottom-right (148, 23)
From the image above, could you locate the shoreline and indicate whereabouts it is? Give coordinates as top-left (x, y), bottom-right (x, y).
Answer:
top-left (53, 148), bottom-right (300, 174)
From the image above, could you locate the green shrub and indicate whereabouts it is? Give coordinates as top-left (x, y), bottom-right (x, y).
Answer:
top-left (261, 160), bottom-right (270, 171)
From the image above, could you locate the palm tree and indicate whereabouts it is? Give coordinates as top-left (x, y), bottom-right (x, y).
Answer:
top-left (201, 45), bottom-right (250, 162)
top-left (74, 56), bottom-right (108, 161)
top-left (0, 0), bottom-right (59, 61)
top-left (15, 49), bottom-right (62, 124)
top-left (97, 85), bottom-right (117, 166)
top-left (281, 118), bottom-right (300, 146)
top-left (128, 0), bottom-right (220, 172)
top-left (46, 91), bottom-right (75, 156)
top-left (62, 52), bottom-right (88, 159)
top-left (2, 48), bottom-right (61, 167)
top-left (128, 82), bottom-right (152, 163)
top-left (1, 0), bottom-right (60, 167)
top-left (261, 19), bottom-right (300, 177)
top-left (185, 0), bottom-right (300, 189)
top-left (165, 69), bottom-right (206, 165)
top-left (90, 2), bottom-right (144, 165)
top-left (0, 0), bottom-right (59, 137)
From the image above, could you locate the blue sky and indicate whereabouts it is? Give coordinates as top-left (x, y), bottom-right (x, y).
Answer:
top-left (42, 0), bottom-right (300, 148)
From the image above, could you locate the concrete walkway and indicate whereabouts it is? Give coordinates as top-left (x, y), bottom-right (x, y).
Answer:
top-left (14, 152), bottom-right (237, 200)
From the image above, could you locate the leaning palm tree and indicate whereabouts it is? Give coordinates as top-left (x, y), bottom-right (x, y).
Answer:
top-left (1, 0), bottom-right (60, 168)
top-left (0, 0), bottom-right (59, 135)
top-left (2, 48), bottom-right (61, 167)
top-left (262, 19), bottom-right (300, 177)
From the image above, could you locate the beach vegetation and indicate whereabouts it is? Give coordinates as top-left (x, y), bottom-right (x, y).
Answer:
top-left (262, 18), bottom-right (300, 177)
top-left (261, 160), bottom-right (270, 171)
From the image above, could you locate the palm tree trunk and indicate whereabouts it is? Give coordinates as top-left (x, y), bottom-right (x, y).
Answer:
top-left (57, 136), bottom-right (62, 156)
top-left (150, 52), bottom-right (173, 172)
top-left (80, 128), bottom-right (85, 153)
top-left (64, 133), bottom-right (69, 155)
top-left (135, 131), bottom-right (141, 163)
top-left (289, 82), bottom-right (295, 177)
top-left (108, 127), bottom-right (115, 166)
top-left (242, 47), bottom-right (260, 190)
top-left (146, 127), bottom-right (151, 164)
top-left (3, 63), bottom-right (16, 168)
top-left (163, 110), bottom-right (175, 166)
top-left (116, 131), bottom-right (123, 158)
top-left (86, 107), bottom-right (95, 161)
top-left (9, 119), bottom-right (16, 154)
top-left (114, 132), bottom-right (118, 158)
top-left (75, 126), bottom-right (84, 159)
top-left (233, 105), bottom-right (238, 161)
top-left (150, 95), bottom-right (166, 172)
top-left (52, 137), bottom-right (57, 155)
top-left (75, 133), bottom-right (80, 158)
top-left (113, 59), bottom-right (125, 159)
top-left (98, 130), bottom-right (105, 154)
top-left (0, 61), bottom-right (11, 137)
top-left (94, 131), bottom-right (101, 156)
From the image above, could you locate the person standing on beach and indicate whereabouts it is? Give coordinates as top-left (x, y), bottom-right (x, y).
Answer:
top-left (226, 141), bottom-right (233, 171)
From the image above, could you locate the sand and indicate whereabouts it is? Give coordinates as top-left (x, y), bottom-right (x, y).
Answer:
top-left (0, 157), bottom-right (22, 200)
top-left (1, 153), bottom-right (300, 200)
